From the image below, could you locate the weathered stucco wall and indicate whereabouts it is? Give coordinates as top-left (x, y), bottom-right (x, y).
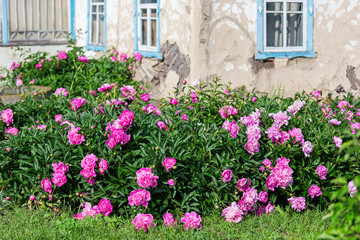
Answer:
top-left (190, 0), bottom-right (360, 96)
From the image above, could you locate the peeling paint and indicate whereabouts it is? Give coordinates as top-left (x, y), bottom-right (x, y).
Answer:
top-left (327, 20), bottom-right (334, 32)
top-left (225, 62), bottom-right (234, 72)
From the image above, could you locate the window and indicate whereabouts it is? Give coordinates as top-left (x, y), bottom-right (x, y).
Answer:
top-left (256, 0), bottom-right (315, 59)
top-left (0, 0), bottom-right (75, 45)
top-left (134, 0), bottom-right (161, 59)
top-left (86, 0), bottom-right (106, 51)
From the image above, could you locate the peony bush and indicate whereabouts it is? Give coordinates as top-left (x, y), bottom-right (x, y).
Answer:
top-left (0, 70), bottom-right (359, 231)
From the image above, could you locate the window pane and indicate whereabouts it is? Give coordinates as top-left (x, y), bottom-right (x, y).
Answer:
top-left (141, 8), bottom-right (147, 17)
top-left (287, 13), bottom-right (303, 47)
top-left (98, 14), bottom-right (104, 44)
top-left (98, 5), bottom-right (104, 13)
top-left (91, 14), bottom-right (97, 43)
top-left (140, 0), bottom-right (157, 3)
top-left (151, 19), bottom-right (156, 46)
top-left (266, 13), bottom-right (283, 47)
top-left (92, 5), bottom-right (97, 13)
top-left (92, 0), bottom-right (104, 2)
top-left (287, 3), bottom-right (303, 11)
top-left (151, 9), bottom-right (156, 18)
top-left (141, 19), bottom-right (147, 45)
top-left (266, 2), bottom-right (283, 11)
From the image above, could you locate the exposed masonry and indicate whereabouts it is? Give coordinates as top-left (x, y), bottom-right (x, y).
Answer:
top-left (346, 65), bottom-right (360, 90)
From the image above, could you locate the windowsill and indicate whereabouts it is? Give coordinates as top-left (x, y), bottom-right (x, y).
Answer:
top-left (137, 50), bottom-right (162, 60)
top-left (85, 45), bottom-right (106, 52)
top-left (255, 51), bottom-right (316, 60)
top-left (0, 40), bottom-right (70, 47)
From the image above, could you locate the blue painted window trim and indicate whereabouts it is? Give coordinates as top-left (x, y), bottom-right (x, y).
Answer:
top-left (0, 0), bottom-right (75, 45)
top-left (86, 0), bottom-right (107, 52)
top-left (256, 0), bottom-right (316, 59)
top-left (134, 0), bottom-right (162, 60)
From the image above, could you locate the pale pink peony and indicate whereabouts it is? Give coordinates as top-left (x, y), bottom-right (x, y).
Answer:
top-left (163, 213), bottom-right (177, 228)
top-left (52, 162), bottom-right (69, 174)
top-left (36, 125), bottom-right (47, 131)
top-left (141, 94), bottom-right (150, 102)
top-left (288, 197), bottom-right (306, 212)
top-left (136, 168), bottom-right (159, 189)
top-left (288, 128), bottom-right (304, 145)
top-left (55, 114), bottom-right (62, 123)
top-left (99, 158), bottom-right (108, 174)
top-left (245, 137), bottom-right (260, 155)
top-left (316, 165), bottom-right (328, 180)
top-left (133, 214), bottom-right (155, 232)
top-left (1, 109), bottom-right (14, 126)
top-left (222, 169), bottom-right (232, 183)
top-left (98, 198), bottom-right (113, 216)
top-left (287, 100), bottom-right (305, 116)
top-left (333, 136), bottom-right (342, 148)
top-left (302, 141), bottom-right (313, 157)
top-left (271, 111), bottom-right (291, 128)
top-left (348, 181), bottom-right (358, 198)
top-left (54, 88), bottom-right (68, 97)
top-left (51, 172), bottom-right (67, 187)
top-left (265, 201), bottom-right (275, 214)
top-left (121, 85), bottom-right (136, 98)
top-left (222, 202), bottom-right (244, 223)
top-left (168, 179), bottom-right (175, 187)
top-left (329, 119), bottom-right (341, 125)
top-left (5, 127), bottom-right (18, 136)
top-left (258, 191), bottom-right (268, 203)
top-left (128, 189), bottom-right (151, 207)
top-left (181, 211), bottom-right (202, 230)
top-left (162, 157), bottom-right (176, 172)
top-left (15, 79), bottom-right (23, 86)
top-left (309, 185), bottom-right (322, 198)
top-left (238, 187), bottom-right (258, 214)
top-left (41, 178), bottom-right (53, 194)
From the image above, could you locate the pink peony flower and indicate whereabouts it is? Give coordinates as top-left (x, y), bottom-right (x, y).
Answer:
top-left (302, 141), bottom-right (313, 157)
top-left (219, 105), bottom-right (238, 119)
top-left (329, 119), bottom-right (341, 125)
top-left (237, 178), bottom-right (251, 192)
top-left (265, 201), bottom-right (275, 214)
top-left (58, 51), bottom-right (67, 60)
top-left (15, 79), bottom-right (23, 86)
top-left (29, 195), bottom-right (35, 201)
top-left (287, 100), bottom-right (305, 116)
top-left (238, 187), bottom-right (258, 214)
top-left (162, 157), bottom-right (176, 172)
top-left (52, 162), bottom-right (69, 174)
top-left (5, 127), bottom-right (18, 136)
top-left (136, 168), bottom-right (159, 189)
top-left (80, 168), bottom-right (96, 179)
top-left (89, 90), bottom-right (96, 95)
top-left (309, 185), bottom-right (322, 198)
top-left (78, 56), bottom-right (89, 63)
top-left (190, 91), bottom-right (197, 104)
top-left (81, 154), bottom-right (98, 170)
top-left (271, 111), bottom-right (291, 128)
top-left (120, 53), bottom-right (128, 62)
top-left (222, 169), bottom-right (232, 183)
top-left (67, 127), bottom-right (85, 145)
top-left (316, 165), bottom-right (328, 180)
top-left (288, 197), bottom-right (306, 212)
top-left (55, 114), bottom-right (63, 123)
top-left (99, 158), bottom-right (108, 174)
top-left (6, 148), bottom-right (10, 152)
top-left (262, 159), bottom-right (272, 168)
top-left (134, 52), bottom-right (142, 61)
top-left (348, 181), bottom-right (358, 198)
top-left (5, 197), bottom-right (9, 201)
top-left (128, 189), bottom-right (151, 207)
top-left (313, 91), bottom-right (321, 98)
top-left (70, 97), bottom-right (87, 111)
top-left (157, 121), bottom-right (169, 131)
top-left (245, 137), bottom-right (260, 155)
top-left (141, 94), bottom-right (150, 102)
top-left (41, 178), bottom-right (53, 194)
top-left (163, 213), bottom-right (177, 228)
top-left (168, 179), bottom-right (175, 187)
top-left (252, 97), bottom-right (257, 102)
top-left (98, 198), bottom-right (113, 216)
top-left (170, 98), bottom-right (178, 105)
top-left (51, 172), bottom-right (67, 187)
top-left (133, 214), bottom-right (155, 232)
top-left (258, 191), bottom-right (268, 203)
top-left (1, 109), bottom-right (14, 126)
top-left (121, 85), bottom-right (136, 98)
top-left (54, 88), bottom-right (68, 97)
top-left (222, 202), bottom-right (244, 223)
top-left (228, 121), bottom-right (239, 138)
top-left (181, 212), bottom-right (202, 230)
top-left (98, 84), bottom-right (113, 92)
top-left (289, 128), bottom-right (304, 145)
top-left (333, 136), bottom-right (342, 148)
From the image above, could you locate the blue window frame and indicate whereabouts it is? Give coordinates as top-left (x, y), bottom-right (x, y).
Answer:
top-left (256, 0), bottom-right (316, 59)
top-left (86, 0), bottom-right (106, 51)
top-left (0, 0), bottom-right (75, 45)
top-left (134, 0), bottom-right (162, 59)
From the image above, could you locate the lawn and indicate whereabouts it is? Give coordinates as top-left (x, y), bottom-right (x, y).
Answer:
top-left (0, 208), bottom-right (329, 240)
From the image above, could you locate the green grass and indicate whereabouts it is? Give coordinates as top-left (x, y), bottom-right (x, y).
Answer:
top-left (0, 208), bottom-right (329, 240)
